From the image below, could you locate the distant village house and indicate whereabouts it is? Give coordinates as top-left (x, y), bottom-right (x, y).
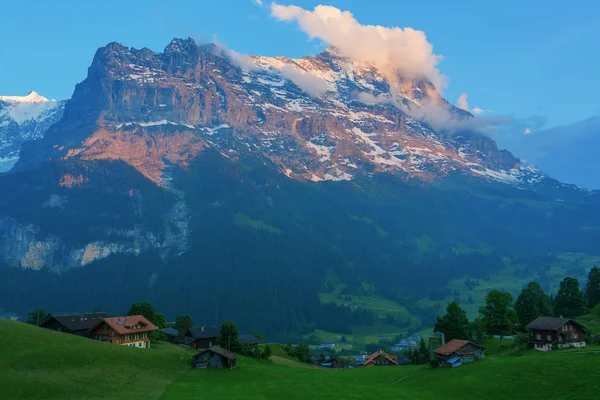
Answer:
top-left (526, 317), bottom-right (587, 351)
top-left (41, 312), bottom-right (108, 337)
top-left (362, 350), bottom-right (397, 367)
top-left (89, 315), bottom-right (158, 348)
top-left (180, 326), bottom-right (220, 349)
top-left (433, 339), bottom-right (485, 367)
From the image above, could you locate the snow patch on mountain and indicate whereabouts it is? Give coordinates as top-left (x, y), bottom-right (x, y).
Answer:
top-left (0, 92), bottom-right (65, 172)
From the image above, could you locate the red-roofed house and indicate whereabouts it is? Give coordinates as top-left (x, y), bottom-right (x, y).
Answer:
top-left (361, 350), bottom-right (397, 367)
top-left (433, 339), bottom-right (485, 367)
top-left (89, 315), bottom-right (158, 348)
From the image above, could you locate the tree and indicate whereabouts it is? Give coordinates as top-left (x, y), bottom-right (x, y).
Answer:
top-left (433, 301), bottom-right (470, 342)
top-left (469, 317), bottom-right (486, 344)
top-left (418, 338), bottom-right (429, 364)
top-left (263, 344), bottom-right (272, 360)
top-left (515, 282), bottom-right (553, 327)
top-left (174, 315), bottom-right (194, 334)
top-left (554, 277), bottom-right (586, 318)
top-left (480, 290), bottom-right (518, 346)
top-left (219, 320), bottom-right (240, 352)
top-left (127, 302), bottom-right (155, 320)
top-left (153, 312), bottom-right (167, 330)
top-left (586, 266), bottom-right (600, 309)
top-left (27, 309), bottom-right (51, 326)
top-left (294, 343), bottom-right (311, 363)
top-left (127, 302), bottom-right (167, 329)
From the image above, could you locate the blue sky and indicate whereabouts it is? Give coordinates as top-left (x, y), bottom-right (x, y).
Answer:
top-left (1, 0), bottom-right (599, 131)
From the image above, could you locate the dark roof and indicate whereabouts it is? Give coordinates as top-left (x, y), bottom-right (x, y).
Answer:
top-left (187, 326), bottom-right (220, 339)
top-left (434, 339), bottom-right (485, 356)
top-left (178, 337), bottom-right (196, 345)
top-left (160, 328), bottom-right (180, 337)
top-left (42, 312), bottom-right (109, 331)
top-left (526, 317), bottom-right (586, 332)
top-left (239, 334), bottom-right (262, 345)
top-left (195, 345), bottom-right (236, 360)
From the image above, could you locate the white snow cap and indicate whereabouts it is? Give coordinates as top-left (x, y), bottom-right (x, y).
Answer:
top-left (0, 91), bottom-right (59, 124)
top-left (0, 91), bottom-right (52, 103)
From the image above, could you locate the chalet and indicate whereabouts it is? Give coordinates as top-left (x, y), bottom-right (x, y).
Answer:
top-left (89, 315), bottom-right (158, 348)
top-left (239, 334), bottom-right (262, 347)
top-left (526, 317), bottom-right (587, 351)
top-left (433, 339), bottom-right (485, 367)
top-left (181, 326), bottom-right (220, 349)
top-left (362, 350), bottom-right (397, 367)
top-left (41, 312), bottom-right (108, 337)
top-left (192, 345), bottom-right (237, 369)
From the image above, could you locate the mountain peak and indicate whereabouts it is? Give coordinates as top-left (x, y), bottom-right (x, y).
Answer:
top-left (164, 37), bottom-right (198, 54)
top-left (0, 91), bottom-right (52, 104)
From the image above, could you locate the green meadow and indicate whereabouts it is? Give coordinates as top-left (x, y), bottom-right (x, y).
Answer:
top-left (2, 318), bottom-right (600, 400)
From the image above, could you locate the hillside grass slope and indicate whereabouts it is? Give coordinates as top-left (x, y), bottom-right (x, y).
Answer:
top-left (2, 318), bottom-right (600, 400)
top-left (0, 319), bottom-right (190, 400)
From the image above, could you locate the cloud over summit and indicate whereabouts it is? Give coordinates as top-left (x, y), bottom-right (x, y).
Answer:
top-left (270, 3), bottom-right (447, 90)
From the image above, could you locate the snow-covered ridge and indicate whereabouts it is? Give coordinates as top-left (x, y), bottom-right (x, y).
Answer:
top-left (0, 91), bottom-right (60, 125)
top-left (0, 91), bottom-right (66, 172)
top-left (0, 91), bottom-right (53, 104)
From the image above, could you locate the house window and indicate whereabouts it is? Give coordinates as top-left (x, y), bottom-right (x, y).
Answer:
top-left (574, 333), bottom-right (579, 339)
top-left (536, 334), bottom-right (542, 340)
top-left (546, 335), bottom-right (552, 341)
top-left (139, 342), bottom-right (142, 347)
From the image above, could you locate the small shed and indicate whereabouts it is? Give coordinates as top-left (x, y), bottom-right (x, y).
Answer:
top-left (192, 345), bottom-right (237, 369)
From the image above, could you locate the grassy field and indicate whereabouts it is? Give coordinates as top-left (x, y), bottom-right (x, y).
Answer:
top-left (161, 347), bottom-right (600, 400)
top-left (0, 319), bottom-right (191, 400)
top-left (3, 319), bottom-right (600, 400)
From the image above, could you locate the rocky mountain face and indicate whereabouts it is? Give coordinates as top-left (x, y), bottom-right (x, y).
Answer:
top-left (0, 91), bottom-right (65, 172)
top-left (17, 38), bottom-right (544, 187)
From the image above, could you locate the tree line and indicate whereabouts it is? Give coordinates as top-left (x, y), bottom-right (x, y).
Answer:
top-left (434, 267), bottom-right (600, 346)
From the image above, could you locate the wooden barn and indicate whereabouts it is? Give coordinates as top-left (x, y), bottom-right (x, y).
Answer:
top-left (192, 346), bottom-right (237, 369)
top-left (433, 339), bottom-right (485, 367)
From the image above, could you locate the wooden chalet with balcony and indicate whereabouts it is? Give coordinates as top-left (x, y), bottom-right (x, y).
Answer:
top-left (526, 317), bottom-right (587, 351)
top-left (89, 315), bottom-right (158, 348)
